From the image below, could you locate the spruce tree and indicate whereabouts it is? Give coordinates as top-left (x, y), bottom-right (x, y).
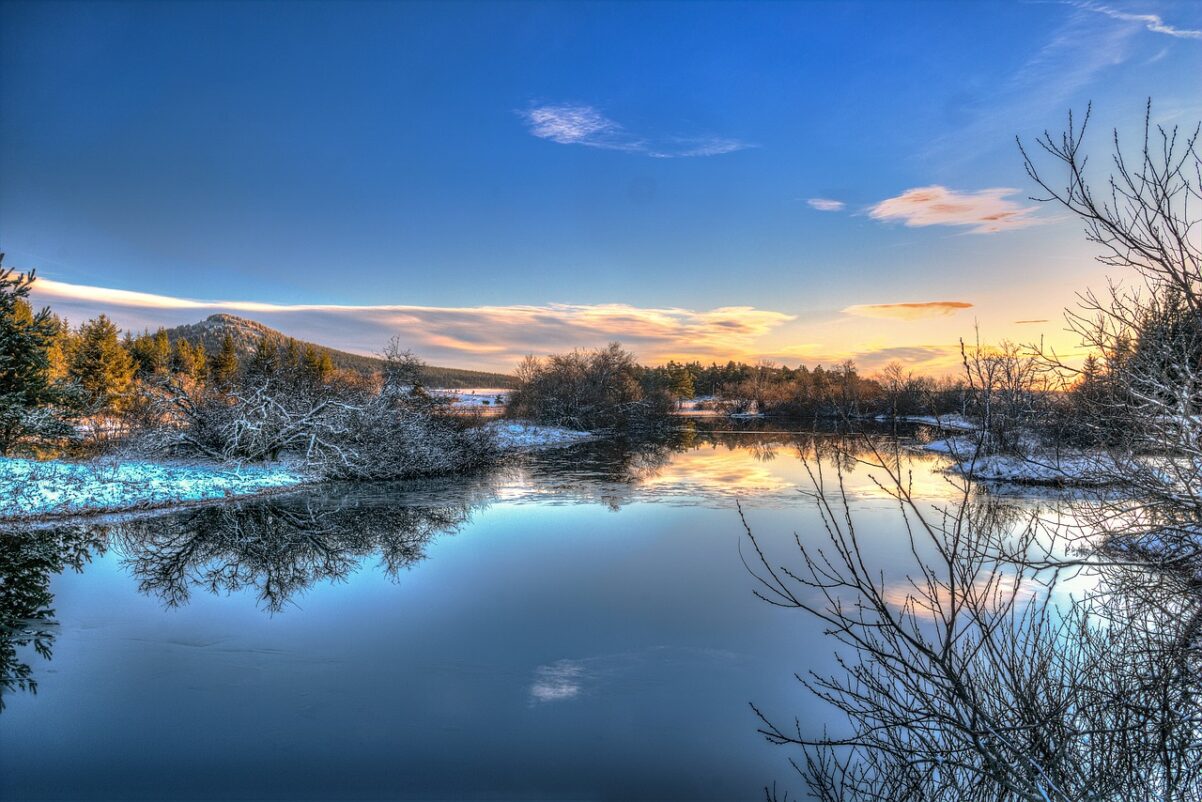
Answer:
top-left (246, 335), bottom-right (280, 383)
top-left (0, 256), bottom-right (71, 455)
top-left (128, 328), bottom-right (171, 378)
top-left (210, 332), bottom-right (240, 387)
top-left (171, 338), bottom-right (206, 381)
top-left (69, 315), bottom-right (135, 414)
top-left (301, 344), bottom-right (333, 385)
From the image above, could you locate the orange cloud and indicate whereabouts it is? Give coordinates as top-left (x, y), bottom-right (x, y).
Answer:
top-left (869, 186), bottom-right (1042, 233)
top-left (842, 301), bottom-right (973, 320)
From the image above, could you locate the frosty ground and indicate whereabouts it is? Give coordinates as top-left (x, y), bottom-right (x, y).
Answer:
top-left (0, 421), bottom-right (591, 521)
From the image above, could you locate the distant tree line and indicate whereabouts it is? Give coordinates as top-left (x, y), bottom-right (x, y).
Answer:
top-left (636, 357), bottom-right (968, 417)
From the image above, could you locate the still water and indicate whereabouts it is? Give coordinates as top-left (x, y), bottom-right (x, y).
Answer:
top-left (1, 422), bottom-right (993, 801)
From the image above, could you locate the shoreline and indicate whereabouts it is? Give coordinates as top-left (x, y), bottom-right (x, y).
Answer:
top-left (0, 420), bottom-right (597, 526)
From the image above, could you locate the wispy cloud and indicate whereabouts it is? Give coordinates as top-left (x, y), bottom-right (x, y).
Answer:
top-left (1069, 1), bottom-right (1202, 40)
top-left (30, 277), bottom-right (794, 369)
top-left (522, 104), bottom-right (633, 149)
top-left (520, 103), bottom-right (751, 158)
top-left (806, 198), bottom-right (845, 212)
top-left (1014, 318), bottom-right (1051, 324)
top-left (868, 186), bottom-right (1042, 234)
top-left (529, 660), bottom-right (586, 703)
top-left (842, 301), bottom-right (974, 321)
top-left (922, 7), bottom-right (1138, 164)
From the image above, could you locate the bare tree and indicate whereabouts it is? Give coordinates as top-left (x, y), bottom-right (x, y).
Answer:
top-left (748, 103), bottom-right (1202, 801)
top-left (744, 448), bottom-right (1202, 801)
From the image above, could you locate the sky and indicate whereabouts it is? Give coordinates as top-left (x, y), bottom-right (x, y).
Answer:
top-left (2, 0), bottom-right (1200, 373)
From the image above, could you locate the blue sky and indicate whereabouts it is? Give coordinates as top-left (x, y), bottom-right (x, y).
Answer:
top-left (2, 1), bottom-right (1200, 371)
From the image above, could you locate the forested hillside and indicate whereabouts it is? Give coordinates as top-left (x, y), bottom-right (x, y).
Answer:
top-left (164, 314), bottom-right (514, 388)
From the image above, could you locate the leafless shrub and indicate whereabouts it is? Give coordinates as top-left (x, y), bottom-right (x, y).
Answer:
top-left (507, 342), bottom-right (673, 430)
top-left (131, 346), bottom-right (498, 479)
top-left (744, 444), bottom-right (1202, 801)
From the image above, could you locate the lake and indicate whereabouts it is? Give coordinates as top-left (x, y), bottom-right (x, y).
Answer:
top-left (1, 421), bottom-right (1009, 801)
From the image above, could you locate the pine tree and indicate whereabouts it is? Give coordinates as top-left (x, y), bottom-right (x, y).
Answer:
top-left (69, 315), bottom-right (135, 414)
top-left (171, 338), bottom-right (206, 381)
top-left (246, 335), bottom-right (280, 383)
top-left (301, 344), bottom-right (333, 385)
top-left (210, 332), bottom-right (240, 387)
top-left (128, 328), bottom-right (171, 378)
top-left (0, 256), bottom-right (72, 454)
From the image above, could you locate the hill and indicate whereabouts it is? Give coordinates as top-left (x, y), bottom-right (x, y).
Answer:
top-left (163, 314), bottom-right (514, 389)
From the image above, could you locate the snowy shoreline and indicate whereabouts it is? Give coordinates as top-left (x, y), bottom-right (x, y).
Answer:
top-left (0, 458), bottom-right (315, 523)
top-left (916, 436), bottom-right (1123, 488)
top-left (0, 421), bottom-right (594, 523)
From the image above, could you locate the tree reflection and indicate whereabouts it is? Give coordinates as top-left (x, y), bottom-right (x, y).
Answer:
top-left (516, 420), bottom-right (910, 510)
top-left (111, 482), bottom-right (486, 613)
top-left (0, 525), bottom-right (106, 711)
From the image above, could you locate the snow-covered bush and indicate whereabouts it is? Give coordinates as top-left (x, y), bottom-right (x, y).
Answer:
top-left (133, 348), bottom-right (499, 480)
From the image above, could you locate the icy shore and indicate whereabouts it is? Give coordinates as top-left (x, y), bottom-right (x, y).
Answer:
top-left (486, 421), bottom-right (594, 450)
top-left (0, 458), bottom-right (310, 521)
top-left (0, 422), bottom-right (595, 522)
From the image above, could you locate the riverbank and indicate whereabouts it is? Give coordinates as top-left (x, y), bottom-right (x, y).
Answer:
top-left (0, 457), bottom-right (313, 522)
top-left (0, 421), bottom-right (594, 522)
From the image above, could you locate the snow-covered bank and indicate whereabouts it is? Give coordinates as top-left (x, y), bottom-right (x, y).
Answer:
top-left (0, 422), bottom-right (594, 521)
top-left (918, 436), bottom-right (978, 456)
top-left (881, 414), bottom-right (980, 432)
top-left (487, 421), bottom-right (594, 450)
top-left (0, 458), bottom-right (309, 521)
top-left (913, 431), bottom-right (1123, 488)
top-left (944, 451), bottom-right (1119, 487)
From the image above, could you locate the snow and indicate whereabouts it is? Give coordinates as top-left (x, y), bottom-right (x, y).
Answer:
top-left (0, 457), bottom-right (308, 521)
top-left (947, 452), bottom-right (1117, 487)
top-left (1109, 527), bottom-right (1202, 582)
top-left (675, 396), bottom-right (723, 415)
top-left (918, 436), bottom-right (979, 456)
top-left (431, 388), bottom-right (508, 408)
top-left (889, 414), bottom-right (980, 432)
top-left (486, 421), bottom-right (593, 450)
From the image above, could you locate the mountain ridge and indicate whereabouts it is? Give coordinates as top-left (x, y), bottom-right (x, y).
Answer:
top-left (163, 313), bottom-right (514, 389)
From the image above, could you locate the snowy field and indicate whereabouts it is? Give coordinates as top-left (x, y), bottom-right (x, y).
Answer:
top-left (0, 457), bottom-right (309, 521)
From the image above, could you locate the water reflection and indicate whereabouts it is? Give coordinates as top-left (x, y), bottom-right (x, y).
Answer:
top-left (0, 525), bottom-right (105, 711)
top-left (3, 421), bottom-right (1081, 800)
top-left (0, 420), bottom-right (973, 714)
top-left (511, 421), bottom-right (957, 509)
top-left (112, 483), bottom-right (494, 613)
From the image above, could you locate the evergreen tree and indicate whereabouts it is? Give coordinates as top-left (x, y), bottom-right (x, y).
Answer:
top-left (0, 256), bottom-right (72, 454)
top-left (246, 335), bottom-right (280, 383)
top-left (171, 338), bottom-right (206, 381)
top-left (282, 338), bottom-right (301, 377)
top-left (210, 332), bottom-right (240, 387)
top-left (301, 344), bottom-right (333, 385)
top-left (69, 315), bottom-right (135, 413)
top-left (128, 328), bottom-right (171, 378)
top-left (667, 362), bottom-right (695, 399)
top-left (45, 314), bottom-right (73, 382)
